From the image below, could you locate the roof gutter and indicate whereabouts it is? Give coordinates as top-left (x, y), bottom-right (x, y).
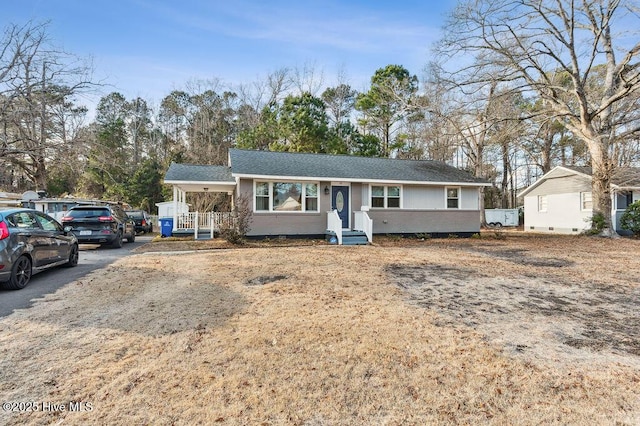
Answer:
top-left (231, 173), bottom-right (491, 187)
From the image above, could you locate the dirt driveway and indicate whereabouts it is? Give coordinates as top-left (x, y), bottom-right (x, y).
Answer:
top-left (0, 235), bottom-right (638, 425)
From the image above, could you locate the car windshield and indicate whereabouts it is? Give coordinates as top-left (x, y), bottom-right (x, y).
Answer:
top-left (65, 208), bottom-right (110, 218)
top-left (126, 211), bottom-right (144, 218)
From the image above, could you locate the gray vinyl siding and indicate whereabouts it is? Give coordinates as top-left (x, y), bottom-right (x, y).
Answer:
top-left (249, 212), bottom-right (327, 236)
top-left (367, 210), bottom-right (480, 233)
top-left (526, 175), bottom-right (591, 196)
top-left (365, 185), bottom-right (479, 210)
top-left (351, 183), bottom-right (363, 212)
top-left (249, 209), bottom-right (481, 236)
top-left (361, 185), bottom-right (369, 206)
top-left (241, 178), bottom-right (482, 236)
top-left (240, 178), bottom-right (333, 236)
top-left (460, 187), bottom-right (480, 210)
top-left (403, 186), bottom-right (443, 209)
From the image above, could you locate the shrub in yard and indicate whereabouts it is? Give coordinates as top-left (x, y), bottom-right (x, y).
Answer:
top-left (589, 212), bottom-right (606, 235)
top-left (620, 201), bottom-right (640, 236)
top-left (220, 194), bottom-right (253, 244)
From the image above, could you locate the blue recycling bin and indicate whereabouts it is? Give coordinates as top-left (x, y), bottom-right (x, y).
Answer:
top-left (160, 218), bottom-right (173, 238)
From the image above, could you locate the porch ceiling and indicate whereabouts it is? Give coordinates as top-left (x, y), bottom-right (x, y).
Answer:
top-left (168, 181), bottom-right (236, 193)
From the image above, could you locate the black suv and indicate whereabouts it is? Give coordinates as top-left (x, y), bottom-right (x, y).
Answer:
top-left (62, 204), bottom-right (135, 248)
top-left (125, 210), bottom-right (153, 234)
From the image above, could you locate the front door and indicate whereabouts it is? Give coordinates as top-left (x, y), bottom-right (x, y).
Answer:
top-left (331, 186), bottom-right (349, 229)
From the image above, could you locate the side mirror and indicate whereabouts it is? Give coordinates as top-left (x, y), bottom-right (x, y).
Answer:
top-left (63, 226), bottom-right (72, 234)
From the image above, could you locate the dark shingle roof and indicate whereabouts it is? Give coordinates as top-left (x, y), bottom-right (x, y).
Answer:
top-left (562, 166), bottom-right (593, 176)
top-left (563, 166), bottom-right (640, 187)
top-left (616, 168), bottom-right (640, 187)
top-left (165, 163), bottom-right (233, 182)
top-left (228, 149), bottom-right (488, 184)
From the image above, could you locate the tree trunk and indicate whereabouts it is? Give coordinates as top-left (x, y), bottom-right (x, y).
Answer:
top-left (501, 141), bottom-right (510, 208)
top-left (588, 142), bottom-right (615, 236)
top-left (34, 155), bottom-right (47, 191)
top-left (541, 125), bottom-right (553, 174)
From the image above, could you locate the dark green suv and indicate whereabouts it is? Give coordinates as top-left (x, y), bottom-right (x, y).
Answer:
top-left (61, 204), bottom-right (135, 248)
top-left (125, 210), bottom-right (153, 234)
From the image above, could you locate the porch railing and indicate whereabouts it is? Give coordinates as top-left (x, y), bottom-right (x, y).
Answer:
top-left (326, 210), bottom-right (343, 245)
top-left (354, 211), bottom-right (373, 243)
top-left (175, 212), bottom-right (236, 235)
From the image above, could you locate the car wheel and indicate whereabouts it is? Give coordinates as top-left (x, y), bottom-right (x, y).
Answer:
top-left (127, 232), bottom-right (135, 243)
top-left (4, 255), bottom-right (32, 290)
top-left (112, 231), bottom-right (123, 248)
top-left (65, 244), bottom-right (79, 267)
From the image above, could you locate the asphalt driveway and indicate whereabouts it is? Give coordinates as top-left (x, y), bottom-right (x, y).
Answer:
top-left (0, 235), bottom-right (154, 317)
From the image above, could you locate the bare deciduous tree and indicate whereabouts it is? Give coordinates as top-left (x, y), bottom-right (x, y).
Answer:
top-left (0, 21), bottom-right (94, 191)
top-left (437, 0), bottom-right (640, 235)
top-left (291, 61), bottom-right (325, 96)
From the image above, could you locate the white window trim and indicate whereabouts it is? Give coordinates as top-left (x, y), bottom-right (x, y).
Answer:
top-left (253, 180), bottom-right (320, 213)
top-left (538, 195), bottom-right (548, 213)
top-left (370, 184), bottom-right (402, 209)
top-left (581, 192), bottom-right (593, 211)
top-left (445, 186), bottom-right (461, 209)
top-left (254, 181), bottom-right (270, 212)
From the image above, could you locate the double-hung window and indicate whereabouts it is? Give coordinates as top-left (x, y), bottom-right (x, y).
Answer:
top-left (538, 195), bottom-right (548, 212)
top-left (371, 185), bottom-right (401, 208)
top-left (255, 182), bottom-right (270, 211)
top-left (581, 192), bottom-right (592, 211)
top-left (255, 181), bottom-right (319, 212)
top-left (446, 187), bottom-right (460, 209)
top-left (304, 184), bottom-right (318, 211)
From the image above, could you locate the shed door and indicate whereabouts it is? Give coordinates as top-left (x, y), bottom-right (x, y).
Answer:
top-left (331, 186), bottom-right (350, 229)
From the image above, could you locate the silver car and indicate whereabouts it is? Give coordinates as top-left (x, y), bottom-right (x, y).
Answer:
top-left (0, 208), bottom-right (79, 290)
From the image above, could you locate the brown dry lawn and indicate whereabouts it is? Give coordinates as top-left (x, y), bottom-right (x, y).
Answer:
top-left (0, 234), bottom-right (639, 425)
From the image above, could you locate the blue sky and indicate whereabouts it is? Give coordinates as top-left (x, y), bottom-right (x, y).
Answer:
top-left (4, 0), bottom-right (457, 106)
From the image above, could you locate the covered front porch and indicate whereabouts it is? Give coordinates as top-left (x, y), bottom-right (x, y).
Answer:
top-left (164, 163), bottom-right (237, 240)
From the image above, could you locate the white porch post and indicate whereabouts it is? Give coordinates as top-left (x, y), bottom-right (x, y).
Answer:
top-left (172, 186), bottom-right (178, 231)
top-left (612, 191), bottom-right (618, 232)
top-left (194, 211), bottom-right (199, 239)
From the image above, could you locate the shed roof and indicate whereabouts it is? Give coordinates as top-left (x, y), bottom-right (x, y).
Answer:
top-left (228, 149), bottom-right (488, 185)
